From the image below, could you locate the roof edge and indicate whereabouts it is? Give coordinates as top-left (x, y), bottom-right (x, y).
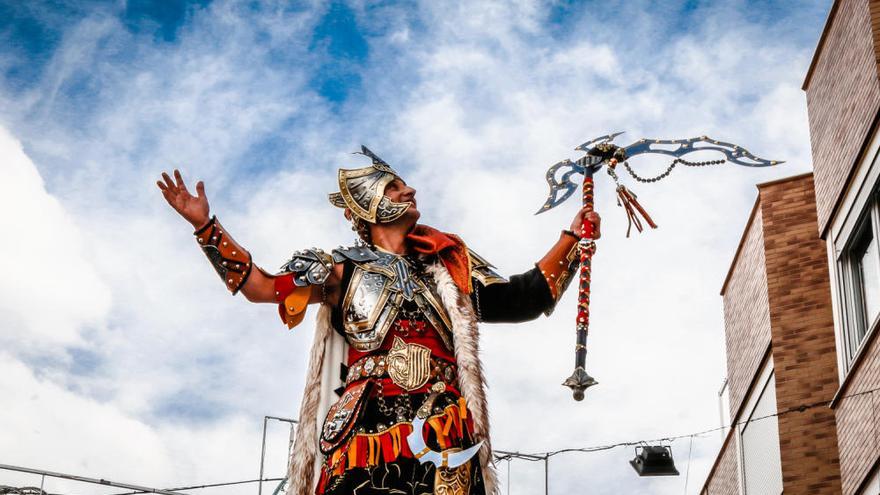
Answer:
top-left (756, 171), bottom-right (814, 190)
top-left (720, 172), bottom-right (814, 295)
top-left (720, 194), bottom-right (761, 295)
top-left (803, 0), bottom-right (841, 90)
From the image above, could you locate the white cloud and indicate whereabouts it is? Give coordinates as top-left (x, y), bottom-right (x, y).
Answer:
top-left (0, 126), bottom-right (111, 350)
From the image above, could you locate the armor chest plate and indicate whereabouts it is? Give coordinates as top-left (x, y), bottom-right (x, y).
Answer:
top-left (341, 252), bottom-right (454, 352)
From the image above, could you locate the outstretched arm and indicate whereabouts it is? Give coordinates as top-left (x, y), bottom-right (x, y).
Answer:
top-left (473, 207), bottom-right (600, 322)
top-left (157, 169), bottom-right (335, 304)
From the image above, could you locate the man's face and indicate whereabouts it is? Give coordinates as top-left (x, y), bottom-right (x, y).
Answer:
top-left (384, 178), bottom-right (420, 224)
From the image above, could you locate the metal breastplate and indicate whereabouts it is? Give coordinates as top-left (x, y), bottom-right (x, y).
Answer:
top-left (341, 250), bottom-right (454, 352)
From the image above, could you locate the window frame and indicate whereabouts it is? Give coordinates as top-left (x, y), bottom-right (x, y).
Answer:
top-left (829, 126), bottom-right (880, 378)
top-left (836, 199), bottom-right (880, 366)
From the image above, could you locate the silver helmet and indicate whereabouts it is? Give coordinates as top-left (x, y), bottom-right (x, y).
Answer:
top-left (328, 146), bottom-right (412, 224)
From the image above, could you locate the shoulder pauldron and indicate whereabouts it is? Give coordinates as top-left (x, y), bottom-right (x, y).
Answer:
top-left (468, 249), bottom-right (507, 286)
top-left (279, 248), bottom-right (335, 286)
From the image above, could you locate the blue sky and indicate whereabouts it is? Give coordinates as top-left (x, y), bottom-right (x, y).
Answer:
top-left (0, 0), bottom-right (831, 493)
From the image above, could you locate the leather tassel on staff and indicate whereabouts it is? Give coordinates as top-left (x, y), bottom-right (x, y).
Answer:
top-left (536, 132), bottom-right (782, 401)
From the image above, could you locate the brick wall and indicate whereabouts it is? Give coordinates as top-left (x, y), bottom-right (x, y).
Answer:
top-left (701, 431), bottom-right (739, 495)
top-left (722, 207), bottom-right (772, 418)
top-left (872, 1), bottom-right (880, 79)
top-left (835, 331), bottom-right (880, 494)
top-left (805, 0), bottom-right (880, 234)
top-left (704, 174), bottom-right (842, 493)
top-left (759, 175), bottom-right (841, 494)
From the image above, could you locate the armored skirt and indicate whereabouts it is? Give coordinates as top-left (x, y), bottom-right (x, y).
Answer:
top-left (316, 321), bottom-right (487, 494)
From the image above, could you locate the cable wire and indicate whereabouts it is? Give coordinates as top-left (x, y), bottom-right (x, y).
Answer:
top-left (682, 434), bottom-right (694, 494)
top-left (107, 478), bottom-right (285, 495)
top-left (493, 385), bottom-right (879, 462)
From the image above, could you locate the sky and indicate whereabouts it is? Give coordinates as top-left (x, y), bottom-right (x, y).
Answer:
top-left (0, 0), bottom-right (830, 493)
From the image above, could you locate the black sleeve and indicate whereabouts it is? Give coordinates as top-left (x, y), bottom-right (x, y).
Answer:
top-left (471, 266), bottom-right (554, 323)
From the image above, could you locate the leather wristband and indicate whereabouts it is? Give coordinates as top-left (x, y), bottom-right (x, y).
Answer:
top-left (194, 216), bottom-right (253, 295)
top-left (536, 230), bottom-right (580, 302)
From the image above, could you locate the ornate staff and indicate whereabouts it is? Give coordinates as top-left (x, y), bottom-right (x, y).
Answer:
top-left (536, 133), bottom-right (781, 401)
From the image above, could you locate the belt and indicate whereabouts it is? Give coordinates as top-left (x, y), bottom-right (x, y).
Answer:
top-left (346, 345), bottom-right (457, 390)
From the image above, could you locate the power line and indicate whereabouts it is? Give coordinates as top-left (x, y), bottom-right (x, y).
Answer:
top-left (682, 434), bottom-right (694, 494)
top-left (493, 385), bottom-right (879, 461)
top-left (108, 477), bottom-right (285, 495)
top-left (0, 464), bottom-right (186, 495)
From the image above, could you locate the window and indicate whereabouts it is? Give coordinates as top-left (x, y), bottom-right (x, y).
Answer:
top-left (838, 195), bottom-right (880, 367)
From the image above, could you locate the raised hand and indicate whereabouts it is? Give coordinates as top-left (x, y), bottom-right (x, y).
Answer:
top-left (157, 169), bottom-right (210, 230)
top-left (570, 207), bottom-right (601, 239)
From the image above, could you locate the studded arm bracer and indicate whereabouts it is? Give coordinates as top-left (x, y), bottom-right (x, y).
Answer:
top-left (194, 216), bottom-right (254, 295)
top-left (536, 230), bottom-right (580, 308)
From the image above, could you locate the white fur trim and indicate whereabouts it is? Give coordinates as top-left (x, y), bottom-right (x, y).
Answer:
top-left (426, 262), bottom-right (499, 495)
top-left (287, 305), bottom-right (348, 495)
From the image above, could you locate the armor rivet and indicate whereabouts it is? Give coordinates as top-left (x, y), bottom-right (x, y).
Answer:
top-left (228, 279), bottom-right (233, 284)
top-left (232, 251), bottom-right (237, 255)
top-left (197, 238), bottom-right (204, 243)
top-left (211, 236), bottom-right (217, 241)
top-left (223, 241), bottom-right (228, 246)
top-left (218, 230), bottom-right (223, 234)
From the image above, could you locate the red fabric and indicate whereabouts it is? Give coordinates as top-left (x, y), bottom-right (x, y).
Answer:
top-left (372, 378), bottom-right (462, 397)
top-left (405, 224), bottom-right (471, 294)
top-left (347, 321), bottom-right (457, 364)
top-left (274, 273), bottom-right (296, 323)
top-left (274, 272), bottom-right (295, 303)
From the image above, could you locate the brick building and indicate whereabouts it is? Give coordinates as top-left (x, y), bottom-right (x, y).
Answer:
top-left (701, 0), bottom-right (880, 493)
top-left (700, 174), bottom-right (841, 494)
top-left (806, 0), bottom-right (880, 492)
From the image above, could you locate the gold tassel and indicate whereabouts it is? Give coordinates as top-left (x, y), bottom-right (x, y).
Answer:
top-left (442, 412), bottom-right (455, 436)
top-left (391, 427), bottom-right (400, 456)
top-left (348, 440), bottom-right (357, 469)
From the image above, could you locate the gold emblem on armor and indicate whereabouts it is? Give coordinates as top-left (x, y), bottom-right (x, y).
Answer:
top-left (434, 457), bottom-right (471, 495)
top-left (387, 336), bottom-right (432, 391)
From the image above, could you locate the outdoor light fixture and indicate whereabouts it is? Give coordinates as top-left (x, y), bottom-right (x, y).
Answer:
top-left (629, 445), bottom-right (680, 476)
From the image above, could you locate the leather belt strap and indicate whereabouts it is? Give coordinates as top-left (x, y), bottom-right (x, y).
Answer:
top-left (346, 352), bottom-right (457, 388)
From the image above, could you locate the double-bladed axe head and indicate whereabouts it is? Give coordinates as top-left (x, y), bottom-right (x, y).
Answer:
top-left (536, 132), bottom-right (783, 214)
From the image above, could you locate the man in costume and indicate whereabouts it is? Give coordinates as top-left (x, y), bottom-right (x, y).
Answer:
top-left (156, 147), bottom-right (600, 495)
